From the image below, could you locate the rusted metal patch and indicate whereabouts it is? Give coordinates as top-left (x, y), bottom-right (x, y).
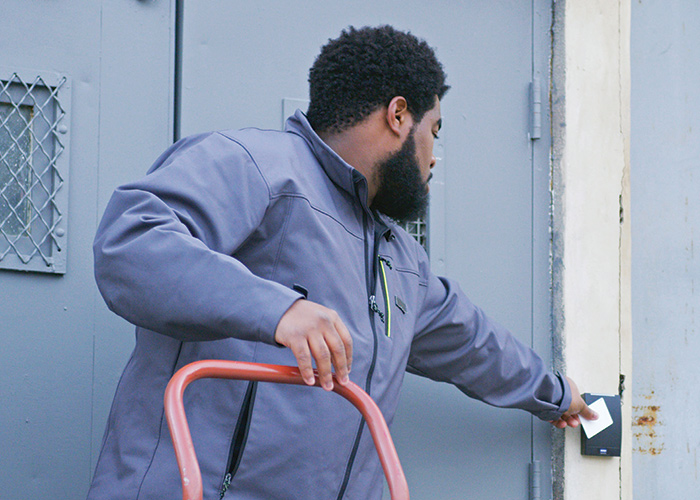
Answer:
top-left (633, 391), bottom-right (665, 455)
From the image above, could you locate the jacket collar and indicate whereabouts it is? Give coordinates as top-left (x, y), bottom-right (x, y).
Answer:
top-left (285, 110), bottom-right (370, 209)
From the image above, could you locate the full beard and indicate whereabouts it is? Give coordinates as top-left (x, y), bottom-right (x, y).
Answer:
top-left (370, 129), bottom-right (429, 224)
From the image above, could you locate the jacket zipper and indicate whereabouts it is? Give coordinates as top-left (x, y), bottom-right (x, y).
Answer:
top-left (378, 256), bottom-right (392, 338)
top-left (336, 213), bottom-right (387, 500)
top-left (369, 295), bottom-right (384, 323)
top-left (219, 381), bottom-right (258, 499)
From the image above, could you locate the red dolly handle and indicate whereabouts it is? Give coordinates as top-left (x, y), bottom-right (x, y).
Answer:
top-left (164, 360), bottom-right (410, 500)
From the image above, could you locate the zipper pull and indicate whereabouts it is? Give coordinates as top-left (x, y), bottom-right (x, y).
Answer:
top-left (369, 295), bottom-right (385, 323)
top-left (220, 472), bottom-right (232, 499)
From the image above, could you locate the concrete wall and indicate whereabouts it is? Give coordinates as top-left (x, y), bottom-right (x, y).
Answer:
top-left (551, 1), bottom-right (632, 499)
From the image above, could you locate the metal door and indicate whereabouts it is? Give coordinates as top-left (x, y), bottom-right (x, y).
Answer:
top-left (0, 1), bottom-right (173, 498)
top-left (179, 1), bottom-right (554, 499)
top-left (631, 0), bottom-right (700, 497)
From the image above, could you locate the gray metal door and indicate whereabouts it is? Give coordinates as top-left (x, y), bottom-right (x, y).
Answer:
top-left (0, 1), bottom-right (172, 498)
top-left (631, 1), bottom-right (700, 497)
top-left (179, 1), bottom-right (554, 499)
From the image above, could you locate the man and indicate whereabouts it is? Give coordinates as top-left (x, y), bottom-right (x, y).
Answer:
top-left (88, 26), bottom-right (595, 500)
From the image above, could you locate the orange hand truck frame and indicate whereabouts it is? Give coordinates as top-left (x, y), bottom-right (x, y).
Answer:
top-left (164, 360), bottom-right (410, 500)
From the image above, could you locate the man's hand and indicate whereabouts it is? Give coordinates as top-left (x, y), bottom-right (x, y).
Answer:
top-left (274, 300), bottom-right (353, 391)
top-left (550, 376), bottom-right (599, 429)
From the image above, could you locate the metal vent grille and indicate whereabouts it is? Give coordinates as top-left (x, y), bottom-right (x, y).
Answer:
top-left (402, 217), bottom-right (427, 250)
top-left (0, 71), bottom-right (70, 273)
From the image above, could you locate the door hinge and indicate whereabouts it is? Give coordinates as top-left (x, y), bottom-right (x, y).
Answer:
top-left (529, 78), bottom-right (542, 141)
top-left (529, 460), bottom-right (541, 500)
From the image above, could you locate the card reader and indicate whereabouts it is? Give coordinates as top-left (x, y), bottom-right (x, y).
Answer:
top-left (580, 393), bottom-right (621, 457)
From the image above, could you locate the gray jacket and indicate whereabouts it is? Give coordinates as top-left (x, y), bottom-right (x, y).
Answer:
top-left (88, 110), bottom-right (570, 500)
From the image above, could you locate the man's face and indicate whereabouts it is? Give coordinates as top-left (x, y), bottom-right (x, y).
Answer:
top-left (371, 99), bottom-right (442, 223)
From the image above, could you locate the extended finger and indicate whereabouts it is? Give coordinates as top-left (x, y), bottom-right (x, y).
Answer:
top-left (324, 328), bottom-right (351, 386)
top-left (308, 334), bottom-right (334, 391)
top-left (333, 316), bottom-right (353, 382)
top-left (325, 333), bottom-right (349, 386)
top-left (289, 338), bottom-right (316, 386)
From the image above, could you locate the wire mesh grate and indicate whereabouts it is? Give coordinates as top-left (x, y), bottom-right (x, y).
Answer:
top-left (402, 217), bottom-right (427, 249)
top-left (0, 72), bottom-right (68, 272)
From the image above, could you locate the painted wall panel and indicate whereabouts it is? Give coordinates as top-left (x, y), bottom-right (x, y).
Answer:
top-left (631, 0), bottom-right (700, 496)
top-left (0, 1), bottom-right (173, 498)
top-left (0, 3), bottom-right (103, 497)
top-left (89, 0), bottom-right (175, 472)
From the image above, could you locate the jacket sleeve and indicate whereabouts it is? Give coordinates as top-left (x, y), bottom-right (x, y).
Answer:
top-left (407, 258), bottom-right (571, 421)
top-left (93, 132), bottom-right (302, 344)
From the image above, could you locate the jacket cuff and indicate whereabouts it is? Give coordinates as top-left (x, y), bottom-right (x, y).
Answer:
top-left (255, 286), bottom-right (304, 346)
top-left (534, 371), bottom-right (572, 421)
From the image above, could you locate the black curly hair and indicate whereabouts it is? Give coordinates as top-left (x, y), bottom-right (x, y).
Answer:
top-left (306, 25), bottom-right (449, 134)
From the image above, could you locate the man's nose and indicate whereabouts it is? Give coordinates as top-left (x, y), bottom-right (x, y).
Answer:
top-left (430, 155), bottom-right (437, 169)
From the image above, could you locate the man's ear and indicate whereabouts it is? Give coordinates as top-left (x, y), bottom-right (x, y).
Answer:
top-left (385, 96), bottom-right (413, 137)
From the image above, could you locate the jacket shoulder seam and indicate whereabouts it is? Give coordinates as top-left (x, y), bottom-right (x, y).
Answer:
top-left (215, 132), bottom-right (273, 203)
top-left (268, 193), bottom-right (363, 241)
